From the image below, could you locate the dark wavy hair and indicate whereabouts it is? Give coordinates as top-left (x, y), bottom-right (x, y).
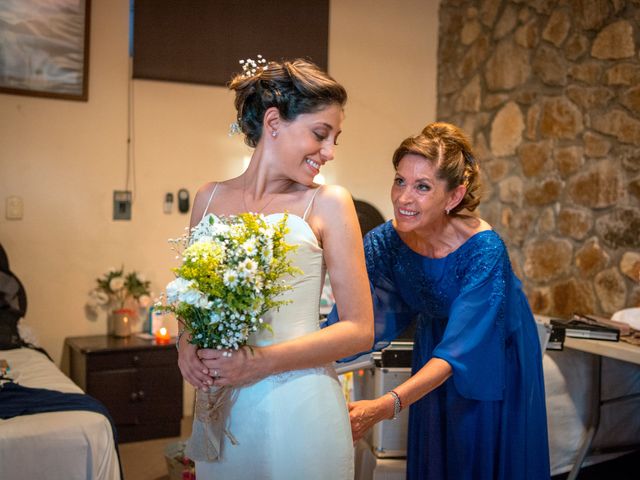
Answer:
top-left (228, 59), bottom-right (347, 147)
top-left (391, 122), bottom-right (481, 214)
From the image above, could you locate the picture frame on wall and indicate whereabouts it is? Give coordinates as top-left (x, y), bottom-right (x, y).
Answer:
top-left (0, 0), bottom-right (91, 101)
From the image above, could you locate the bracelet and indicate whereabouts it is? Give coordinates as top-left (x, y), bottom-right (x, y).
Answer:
top-left (388, 390), bottom-right (402, 420)
top-left (175, 329), bottom-right (185, 352)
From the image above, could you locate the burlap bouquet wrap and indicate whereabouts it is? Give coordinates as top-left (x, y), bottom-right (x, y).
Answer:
top-left (185, 386), bottom-right (238, 461)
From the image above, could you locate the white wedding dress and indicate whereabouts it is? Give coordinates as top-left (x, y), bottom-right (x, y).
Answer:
top-left (196, 197), bottom-right (354, 479)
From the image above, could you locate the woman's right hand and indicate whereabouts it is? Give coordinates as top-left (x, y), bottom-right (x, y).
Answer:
top-left (177, 333), bottom-right (214, 391)
top-left (348, 396), bottom-right (395, 442)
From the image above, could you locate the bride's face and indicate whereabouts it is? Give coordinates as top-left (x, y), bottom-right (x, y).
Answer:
top-left (276, 103), bottom-right (343, 184)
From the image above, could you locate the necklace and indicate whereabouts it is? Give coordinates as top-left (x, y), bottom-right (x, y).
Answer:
top-left (242, 176), bottom-right (277, 214)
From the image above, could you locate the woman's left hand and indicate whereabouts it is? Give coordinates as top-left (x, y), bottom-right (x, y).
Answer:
top-left (197, 346), bottom-right (267, 387)
top-left (348, 397), bottom-right (394, 442)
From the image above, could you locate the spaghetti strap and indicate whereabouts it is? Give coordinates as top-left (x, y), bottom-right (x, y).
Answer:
top-left (201, 183), bottom-right (219, 221)
top-left (302, 187), bottom-right (322, 221)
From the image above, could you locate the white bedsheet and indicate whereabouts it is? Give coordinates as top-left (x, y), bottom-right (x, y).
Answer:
top-left (0, 348), bottom-right (121, 480)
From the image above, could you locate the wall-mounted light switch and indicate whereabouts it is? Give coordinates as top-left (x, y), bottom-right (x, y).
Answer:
top-left (164, 192), bottom-right (174, 214)
top-left (113, 190), bottom-right (132, 220)
top-left (5, 196), bottom-right (23, 220)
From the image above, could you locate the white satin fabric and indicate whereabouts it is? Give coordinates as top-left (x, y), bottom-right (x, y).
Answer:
top-left (196, 213), bottom-right (354, 480)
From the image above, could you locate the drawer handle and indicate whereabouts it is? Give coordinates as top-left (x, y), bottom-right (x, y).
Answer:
top-left (130, 390), bottom-right (145, 402)
top-left (132, 355), bottom-right (140, 364)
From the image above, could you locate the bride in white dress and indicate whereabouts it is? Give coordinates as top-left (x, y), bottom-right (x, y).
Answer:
top-left (177, 58), bottom-right (373, 479)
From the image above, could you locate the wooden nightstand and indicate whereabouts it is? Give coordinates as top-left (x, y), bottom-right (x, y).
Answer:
top-left (65, 334), bottom-right (183, 443)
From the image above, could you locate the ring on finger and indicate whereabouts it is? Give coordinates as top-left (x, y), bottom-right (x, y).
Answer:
top-left (212, 369), bottom-right (219, 378)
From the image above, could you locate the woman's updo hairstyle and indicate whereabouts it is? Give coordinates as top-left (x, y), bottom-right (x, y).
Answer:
top-left (229, 58), bottom-right (347, 148)
top-left (391, 122), bottom-right (481, 215)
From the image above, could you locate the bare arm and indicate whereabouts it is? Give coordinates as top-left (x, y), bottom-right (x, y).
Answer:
top-left (203, 185), bottom-right (374, 386)
top-left (349, 357), bottom-right (452, 441)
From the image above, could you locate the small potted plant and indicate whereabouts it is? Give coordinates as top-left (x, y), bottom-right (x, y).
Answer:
top-left (87, 267), bottom-right (152, 337)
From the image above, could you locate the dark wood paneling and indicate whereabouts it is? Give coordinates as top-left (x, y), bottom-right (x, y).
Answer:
top-left (133, 0), bottom-right (330, 86)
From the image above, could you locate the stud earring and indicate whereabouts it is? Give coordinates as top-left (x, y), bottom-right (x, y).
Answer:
top-left (445, 208), bottom-right (450, 215)
top-left (271, 130), bottom-right (278, 137)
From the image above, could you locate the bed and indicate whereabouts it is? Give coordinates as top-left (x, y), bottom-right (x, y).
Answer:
top-left (0, 346), bottom-right (122, 480)
top-left (0, 243), bottom-right (120, 480)
top-left (0, 348), bottom-right (120, 480)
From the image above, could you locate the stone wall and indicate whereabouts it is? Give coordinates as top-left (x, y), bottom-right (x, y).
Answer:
top-left (438, 0), bottom-right (640, 317)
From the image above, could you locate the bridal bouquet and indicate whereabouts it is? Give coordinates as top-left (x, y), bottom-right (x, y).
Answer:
top-left (156, 212), bottom-right (300, 461)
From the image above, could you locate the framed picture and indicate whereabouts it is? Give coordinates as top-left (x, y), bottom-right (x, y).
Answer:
top-left (0, 0), bottom-right (91, 101)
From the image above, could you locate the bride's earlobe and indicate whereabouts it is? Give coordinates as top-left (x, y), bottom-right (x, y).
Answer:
top-left (263, 107), bottom-right (281, 139)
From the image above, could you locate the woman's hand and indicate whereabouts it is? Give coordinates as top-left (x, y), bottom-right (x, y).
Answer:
top-left (348, 396), bottom-right (395, 442)
top-left (177, 334), bottom-right (213, 391)
top-left (198, 346), bottom-right (268, 387)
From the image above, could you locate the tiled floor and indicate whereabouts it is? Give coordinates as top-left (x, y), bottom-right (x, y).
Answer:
top-left (119, 417), bottom-right (193, 480)
top-left (119, 418), bottom-right (638, 480)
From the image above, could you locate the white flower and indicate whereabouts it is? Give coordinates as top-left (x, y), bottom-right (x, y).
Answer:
top-left (93, 290), bottom-right (110, 305)
top-left (238, 258), bottom-right (258, 278)
top-left (223, 269), bottom-right (239, 287)
top-left (242, 238), bottom-right (258, 256)
top-left (138, 294), bottom-right (152, 308)
top-left (179, 289), bottom-right (204, 307)
top-left (109, 276), bottom-right (125, 291)
top-left (166, 277), bottom-right (194, 303)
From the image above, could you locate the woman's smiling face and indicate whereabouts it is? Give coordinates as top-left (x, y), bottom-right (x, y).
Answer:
top-left (391, 153), bottom-right (456, 233)
top-left (276, 103), bottom-right (343, 184)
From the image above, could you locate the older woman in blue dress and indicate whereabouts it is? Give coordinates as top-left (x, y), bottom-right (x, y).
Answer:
top-left (330, 122), bottom-right (550, 479)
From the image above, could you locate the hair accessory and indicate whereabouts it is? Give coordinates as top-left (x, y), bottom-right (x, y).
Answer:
top-left (228, 121), bottom-right (242, 137)
top-left (239, 54), bottom-right (268, 78)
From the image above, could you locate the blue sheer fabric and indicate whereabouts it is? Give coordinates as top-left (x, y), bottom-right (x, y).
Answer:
top-left (327, 221), bottom-right (550, 479)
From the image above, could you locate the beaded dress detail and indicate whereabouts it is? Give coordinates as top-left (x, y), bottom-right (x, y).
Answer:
top-left (328, 221), bottom-right (550, 480)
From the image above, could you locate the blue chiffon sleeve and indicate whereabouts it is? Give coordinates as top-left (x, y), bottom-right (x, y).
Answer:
top-left (325, 227), bottom-right (416, 362)
top-left (432, 243), bottom-right (508, 401)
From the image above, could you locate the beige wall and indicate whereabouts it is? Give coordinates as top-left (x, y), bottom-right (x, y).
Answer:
top-left (0, 0), bottom-right (438, 411)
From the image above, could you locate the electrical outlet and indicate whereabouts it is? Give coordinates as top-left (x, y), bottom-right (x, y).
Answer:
top-left (113, 190), bottom-right (132, 220)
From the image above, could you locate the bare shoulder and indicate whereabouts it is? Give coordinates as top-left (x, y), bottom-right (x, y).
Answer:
top-left (312, 184), bottom-right (354, 214)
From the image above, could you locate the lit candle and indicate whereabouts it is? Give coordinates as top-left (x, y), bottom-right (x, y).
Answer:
top-left (155, 327), bottom-right (171, 344)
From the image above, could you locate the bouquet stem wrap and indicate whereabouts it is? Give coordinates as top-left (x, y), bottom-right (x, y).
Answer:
top-left (185, 386), bottom-right (239, 461)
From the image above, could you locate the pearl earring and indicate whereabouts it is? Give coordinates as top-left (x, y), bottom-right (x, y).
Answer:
top-left (271, 130), bottom-right (278, 137)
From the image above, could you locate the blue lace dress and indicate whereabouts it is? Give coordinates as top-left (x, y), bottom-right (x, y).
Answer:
top-left (329, 221), bottom-right (550, 479)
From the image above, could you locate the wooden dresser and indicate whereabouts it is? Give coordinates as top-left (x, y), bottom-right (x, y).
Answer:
top-left (65, 334), bottom-right (183, 443)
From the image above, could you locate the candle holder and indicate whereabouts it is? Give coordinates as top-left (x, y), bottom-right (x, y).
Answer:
top-left (155, 327), bottom-right (171, 344)
top-left (110, 309), bottom-right (134, 338)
